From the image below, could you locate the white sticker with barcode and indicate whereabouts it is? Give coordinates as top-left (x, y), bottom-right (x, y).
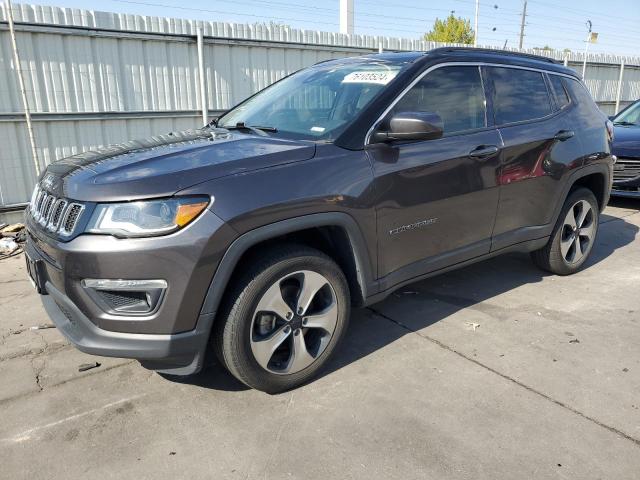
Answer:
top-left (342, 71), bottom-right (398, 85)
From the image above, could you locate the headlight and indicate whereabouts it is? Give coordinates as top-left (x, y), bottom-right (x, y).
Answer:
top-left (86, 196), bottom-right (209, 238)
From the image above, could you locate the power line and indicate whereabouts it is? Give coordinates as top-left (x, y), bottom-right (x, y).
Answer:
top-left (109, 0), bottom-right (639, 55)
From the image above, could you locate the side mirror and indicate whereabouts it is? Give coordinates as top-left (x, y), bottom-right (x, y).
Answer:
top-left (608, 115), bottom-right (616, 121)
top-left (372, 112), bottom-right (444, 143)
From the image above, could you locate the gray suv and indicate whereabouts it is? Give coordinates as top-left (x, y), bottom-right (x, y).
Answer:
top-left (25, 48), bottom-right (614, 392)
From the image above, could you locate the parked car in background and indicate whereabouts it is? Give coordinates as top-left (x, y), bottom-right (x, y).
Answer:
top-left (24, 48), bottom-right (613, 393)
top-left (610, 99), bottom-right (640, 197)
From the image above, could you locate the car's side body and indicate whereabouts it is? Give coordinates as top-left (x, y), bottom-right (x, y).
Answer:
top-left (25, 48), bottom-right (613, 377)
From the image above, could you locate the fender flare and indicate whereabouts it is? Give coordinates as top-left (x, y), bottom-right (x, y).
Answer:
top-left (551, 162), bottom-right (611, 224)
top-left (199, 212), bottom-right (376, 316)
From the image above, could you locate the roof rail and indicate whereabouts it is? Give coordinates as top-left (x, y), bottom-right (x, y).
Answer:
top-left (428, 47), bottom-right (559, 64)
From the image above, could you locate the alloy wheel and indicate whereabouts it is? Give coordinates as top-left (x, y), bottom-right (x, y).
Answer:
top-left (249, 270), bottom-right (338, 375)
top-left (560, 199), bottom-right (596, 265)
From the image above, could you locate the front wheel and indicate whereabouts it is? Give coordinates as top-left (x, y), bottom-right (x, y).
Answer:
top-left (214, 245), bottom-right (350, 393)
top-left (531, 187), bottom-right (599, 275)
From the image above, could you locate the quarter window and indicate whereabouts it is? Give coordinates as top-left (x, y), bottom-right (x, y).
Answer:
top-left (548, 74), bottom-right (570, 110)
top-left (393, 66), bottom-right (487, 135)
top-left (490, 67), bottom-right (552, 124)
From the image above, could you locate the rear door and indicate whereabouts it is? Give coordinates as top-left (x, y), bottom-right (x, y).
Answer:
top-left (367, 65), bottom-right (502, 283)
top-left (487, 66), bottom-right (585, 250)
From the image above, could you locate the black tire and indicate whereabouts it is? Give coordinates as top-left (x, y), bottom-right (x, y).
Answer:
top-left (531, 187), bottom-right (599, 275)
top-left (213, 244), bottom-right (350, 393)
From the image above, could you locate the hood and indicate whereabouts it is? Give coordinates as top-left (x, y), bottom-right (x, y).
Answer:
top-left (42, 129), bottom-right (316, 202)
top-left (612, 125), bottom-right (640, 158)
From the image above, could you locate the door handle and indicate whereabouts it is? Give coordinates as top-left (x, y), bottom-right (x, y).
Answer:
top-left (468, 145), bottom-right (499, 159)
top-left (554, 130), bottom-right (575, 141)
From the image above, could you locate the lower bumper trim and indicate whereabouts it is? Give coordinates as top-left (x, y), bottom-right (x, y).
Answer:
top-left (610, 188), bottom-right (640, 198)
top-left (42, 282), bottom-right (213, 375)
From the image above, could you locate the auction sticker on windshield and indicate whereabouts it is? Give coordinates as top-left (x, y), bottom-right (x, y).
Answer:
top-left (342, 71), bottom-right (398, 85)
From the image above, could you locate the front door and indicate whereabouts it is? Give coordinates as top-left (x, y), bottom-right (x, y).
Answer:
top-left (367, 65), bottom-right (502, 285)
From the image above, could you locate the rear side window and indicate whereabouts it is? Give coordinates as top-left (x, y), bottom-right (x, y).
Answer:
top-left (562, 77), bottom-right (596, 107)
top-left (393, 66), bottom-right (486, 135)
top-left (489, 67), bottom-right (552, 124)
top-left (548, 74), bottom-right (570, 110)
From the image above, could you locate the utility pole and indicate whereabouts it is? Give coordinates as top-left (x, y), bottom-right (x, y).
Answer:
top-left (518, 1), bottom-right (527, 50)
top-left (339, 0), bottom-right (354, 35)
top-left (474, 0), bottom-right (479, 47)
top-left (5, 0), bottom-right (40, 177)
top-left (582, 20), bottom-right (592, 80)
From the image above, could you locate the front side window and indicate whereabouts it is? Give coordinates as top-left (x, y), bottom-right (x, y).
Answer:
top-left (217, 62), bottom-right (405, 140)
top-left (490, 67), bottom-right (552, 124)
top-left (392, 66), bottom-right (487, 135)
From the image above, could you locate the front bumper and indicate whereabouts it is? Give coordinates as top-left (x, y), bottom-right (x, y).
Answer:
top-left (41, 281), bottom-right (214, 374)
top-left (610, 188), bottom-right (640, 198)
top-left (25, 208), bottom-right (237, 375)
top-left (611, 175), bottom-right (640, 198)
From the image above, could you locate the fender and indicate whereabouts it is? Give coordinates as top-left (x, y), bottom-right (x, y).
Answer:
top-left (199, 212), bottom-right (377, 317)
top-left (551, 161), bottom-right (612, 221)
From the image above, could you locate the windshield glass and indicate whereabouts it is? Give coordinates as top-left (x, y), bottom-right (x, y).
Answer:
top-left (615, 101), bottom-right (640, 125)
top-left (216, 61), bottom-right (404, 140)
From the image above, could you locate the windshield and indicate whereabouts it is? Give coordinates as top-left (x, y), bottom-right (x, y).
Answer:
top-left (216, 61), bottom-right (404, 141)
top-left (614, 101), bottom-right (640, 125)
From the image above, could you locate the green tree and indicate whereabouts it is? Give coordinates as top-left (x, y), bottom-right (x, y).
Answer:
top-left (424, 14), bottom-right (475, 44)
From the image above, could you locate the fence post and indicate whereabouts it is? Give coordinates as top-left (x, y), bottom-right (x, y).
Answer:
top-left (614, 60), bottom-right (625, 115)
top-left (5, 0), bottom-right (40, 177)
top-left (197, 26), bottom-right (208, 126)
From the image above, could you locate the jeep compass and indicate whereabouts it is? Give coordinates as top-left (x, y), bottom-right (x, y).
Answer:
top-left (24, 48), bottom-right (614, 393)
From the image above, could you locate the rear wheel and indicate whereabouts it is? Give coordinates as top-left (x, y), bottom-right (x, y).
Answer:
top-left (214, 245), bottom-right (350, 393)
top-left (531, 187), bottom-right (599, 275)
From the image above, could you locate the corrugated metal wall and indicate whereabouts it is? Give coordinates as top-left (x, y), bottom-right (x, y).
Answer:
top-left (1, 3), bottom-right (639, 206)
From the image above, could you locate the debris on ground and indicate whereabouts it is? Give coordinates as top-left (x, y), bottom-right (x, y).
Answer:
top-left (0, 238), bottom-right (18, 255)
top-left (1, 223), bottom-right (24, 234)
top-left (465, 322), bottom-right (480, 331)
top-left (78, 362), bottom-right (101, 372)
top-left (569, 338), bottom-right (580, 344)
top-left (0, 224), bottom-right (25, 259)
top-left (29, 324), bottom-right (56, 330)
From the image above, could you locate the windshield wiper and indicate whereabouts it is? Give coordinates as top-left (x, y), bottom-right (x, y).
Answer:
top-left (223, 122), bottom-right (278, 136)
top-left (613, 121), bottom-right (637, 126)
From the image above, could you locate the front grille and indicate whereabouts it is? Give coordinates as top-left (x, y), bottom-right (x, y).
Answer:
top-left (29, 186), bottom-right (84, 237)
top-left (613, 157), bottom-right (640, 182)
top-left (62, 204), bottom-right (83, 234)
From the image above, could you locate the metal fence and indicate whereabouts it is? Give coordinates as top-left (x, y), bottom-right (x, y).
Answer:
top-left (1, 2), bottom-right (639, 207)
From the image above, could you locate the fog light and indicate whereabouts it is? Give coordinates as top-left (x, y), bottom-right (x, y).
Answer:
top-left (81, 279), bottom-right (167, 315)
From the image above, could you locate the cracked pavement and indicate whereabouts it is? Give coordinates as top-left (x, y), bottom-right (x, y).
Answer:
top-left (0, 199), bottom-right (639, 479)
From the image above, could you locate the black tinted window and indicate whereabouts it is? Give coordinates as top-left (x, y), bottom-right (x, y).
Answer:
top-left (549, 74), bottom-right (570, 110)
top-left (393, 66), bottom-right (486, 134)
top-left (490, 67), bottom-right (552, 124)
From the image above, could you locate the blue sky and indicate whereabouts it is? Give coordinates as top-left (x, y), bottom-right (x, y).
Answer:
top-left (24, 0), bottom-right (640, 56)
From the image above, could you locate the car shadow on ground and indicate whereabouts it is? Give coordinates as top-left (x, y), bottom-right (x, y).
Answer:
top-left (167, 204), bottom-right (639, 393)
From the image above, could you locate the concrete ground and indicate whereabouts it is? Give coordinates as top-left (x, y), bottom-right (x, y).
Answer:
top-left (1, 199), bottom-right (639, 480)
